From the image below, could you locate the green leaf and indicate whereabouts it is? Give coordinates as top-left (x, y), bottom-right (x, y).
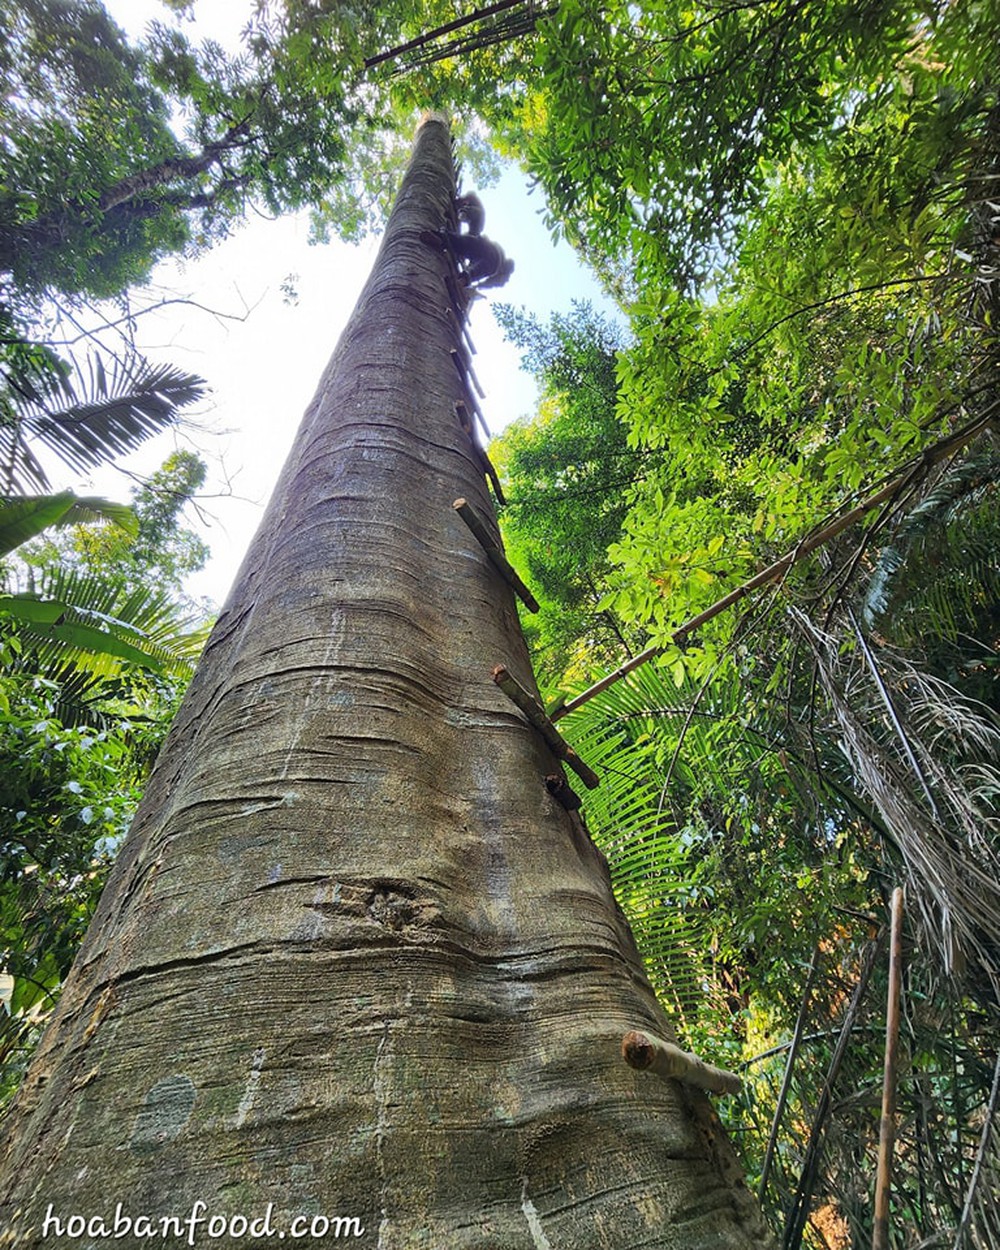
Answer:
top-left (3, 359), bottom-right (206, 492)
top-left (0, 595), bottom-right (66, 626)
top-left (9, 952), bottom-right (61, 1016)
top-left (0, 493), bottom-right (137, 556)
top-left (0, 493), bottom-right (76, 556)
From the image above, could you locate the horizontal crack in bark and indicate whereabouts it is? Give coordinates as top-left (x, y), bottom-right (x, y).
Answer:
top-left (253, 874), bottom-right (334, 893)
top-left (110, 940), bottom-right (268, 989)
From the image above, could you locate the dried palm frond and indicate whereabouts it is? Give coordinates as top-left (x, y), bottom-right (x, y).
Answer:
top-left (791, 608), bottom-right (1000, 1000)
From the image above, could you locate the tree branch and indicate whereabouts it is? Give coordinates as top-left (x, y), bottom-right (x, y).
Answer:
top-left (96, 119), bottom-right (253, 214)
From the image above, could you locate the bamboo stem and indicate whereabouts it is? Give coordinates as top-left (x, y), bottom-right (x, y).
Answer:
top-left (491, 665), bottom-right (600, 789)
top-left (364, 0), bottom-right (527, 68)
top-left (479, 447), bottom-right (506, 506)
top-left (455, 392), bottom-right (490, 448)
top-left (466, 381), bottom-right (492, 442)
top-left (621, 1030), bottom-right (742, 1096)
top-left (759, 945), bottom-right (821, 1202)
top-left (454, 498), bottom-right (539, 612)
top-left (464, 354), bottom-right (486, 399)
top-left (445, 304), bottom-right (477, 357)
top-left (450, 345), bottom-right (486, 398)
top-left (952, 1047), bottom-right (1000, 1250)
top-left (544, 773), bottom-right (582, 810)
top-left (783, 935), bottom-right (883, 1250)
top-left (551, 412), bottom-right (994, 722)
top-left (444, 269), bottom-right (470, 318)
top-left (454, 399), bottom-right (473, 434)
top-left (873, 887), bottom-right (905, 1250)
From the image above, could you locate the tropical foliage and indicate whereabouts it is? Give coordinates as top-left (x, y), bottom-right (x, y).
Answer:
top-left (489, 301), bottom-right (639, 688)
top-left (1, 0), bottom-right (216, 1093)
top-left (478, 2), bottom-right (1000, 1244)
top-left (0, 465), bottom-right (206, 1105)
top-left (0, 640), bottom-right (160, 1108)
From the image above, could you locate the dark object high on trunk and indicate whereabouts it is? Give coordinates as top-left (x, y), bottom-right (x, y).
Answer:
top-left (0, 113), bottom-right (772, 1249)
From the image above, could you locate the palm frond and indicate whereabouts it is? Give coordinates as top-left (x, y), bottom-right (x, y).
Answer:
top-left (0, 355), bottom-right (207, 493)
top-left (560, 658), bottom-right (737, 1032)
top-left (1, 567), bottom-right (207, 681)
top-left (862, 445), bottom-right (1000, 641)
top-left (793, 609), bottom-right (1000, 997)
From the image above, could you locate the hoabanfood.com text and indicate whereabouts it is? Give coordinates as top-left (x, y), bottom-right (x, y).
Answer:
top-left (41, 1202), bottom-right (364, 1243)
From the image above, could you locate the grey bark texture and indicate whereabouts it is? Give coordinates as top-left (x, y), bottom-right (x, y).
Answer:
top-left (0, 114), bottom-right (773, 1249)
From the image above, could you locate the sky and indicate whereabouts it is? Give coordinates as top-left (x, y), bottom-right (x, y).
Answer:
top-left (89, 0), bottom-right (617, 611)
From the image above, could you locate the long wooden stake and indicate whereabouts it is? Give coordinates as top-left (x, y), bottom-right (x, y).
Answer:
top-left (551, 412), bottom-right (994, 723)
top-left (622, 1030), bottom-right (742, 1096)
top-left (455, 403), bottom-right (505, 504)
top-left (454, 498), bottom-right (539, 612)
top-left (451, 357), bottom-right (492, 438)
top-left (491, 665), bottom-right (600, 789)
top-left (873, 887), bottom-right (905, 1250)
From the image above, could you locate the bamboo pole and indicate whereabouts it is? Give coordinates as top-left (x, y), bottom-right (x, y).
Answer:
top-left (479, 448), bottom-right (506, 506)
top-left (491, 665), bottom-right (600, 789)
top-left (759, 946), bottom-right (821, 1202)
top-left (454, 498), bottom-right (539, 612)
top-left (873, 887), bottom-right (905, 1250)
top-left (952, 1048), bottom-right (1000, 1250)
top-left (783, 935), bottom-right (883, 1250)
top-left (451, 353), bottom-right (492, 436)
top-left (364, 0), bottom-right (527, 68)
top-left (445, 304), bottom-right (477, 357)
top-left (452, 387), bottom-right (492, 447)
top-left (444, 269), bottom-right (470, 319)
top-left (544, 773), bottom-right (582, 810)
top-left (454, 399), bottom-right (473, 435)
top-left (621, 1030), bottom-right (742, 1096)
top-left (452, 345), bottom-right (486, 399)
top-left (551, 412), bottom-right (994, 722)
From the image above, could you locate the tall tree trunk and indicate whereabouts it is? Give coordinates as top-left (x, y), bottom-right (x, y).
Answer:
top-left (0, 114), bottom-right (771, 1249)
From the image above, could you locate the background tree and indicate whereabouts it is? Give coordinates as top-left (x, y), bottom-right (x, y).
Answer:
top-left (0, 640), bottom-right (155, 1111)
top-left (23, 450), bottom-right (210, 600)
top-left (0, 389), bottom-right (209, 1117)
top-left (1, 0), bottom-right (360, 309)
top-left (3, 0), bottom-right (999, 1242)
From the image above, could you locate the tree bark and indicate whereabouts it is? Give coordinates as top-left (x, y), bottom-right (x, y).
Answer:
top-left (0, 114), bottom-right (772, 1249)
